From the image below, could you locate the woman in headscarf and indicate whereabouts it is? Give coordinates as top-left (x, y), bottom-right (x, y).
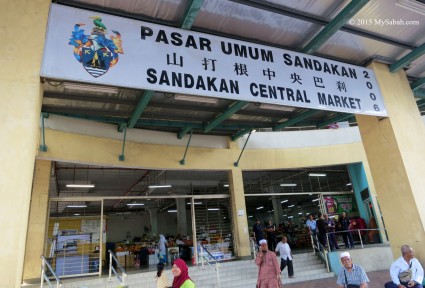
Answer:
top-left (172, 258), bottom-right (195, 288)
top-left (158, 234), bottom-right (168, 264)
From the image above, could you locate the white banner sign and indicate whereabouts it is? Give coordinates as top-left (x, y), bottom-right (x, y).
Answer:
top-left (41, 4), bottom-right (387, 116)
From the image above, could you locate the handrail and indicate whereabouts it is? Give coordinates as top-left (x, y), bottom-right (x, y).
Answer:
top-left (108, 250), bottom-right (127, 285)
top-left (199, 243), bottom-right (221, 288)
top-left (326, 228), bottom-right (387, 252)
top-left (310, 234), bottom-right (330, 273)
top-left (250, 238), bottom-right (257, 259)
top-left (40, 256), bottom-right (62, 288)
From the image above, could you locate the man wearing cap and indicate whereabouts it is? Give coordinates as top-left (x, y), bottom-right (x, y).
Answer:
top-left (384, 245), bottom-right (424, 288)
top-left (256, 239), bottom-right (281, 288)
top-left (337, 251), bottom-right (369, 288)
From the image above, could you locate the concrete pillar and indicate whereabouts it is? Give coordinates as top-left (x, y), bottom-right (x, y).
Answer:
top-left (0, 1), bottom-right (50, 286)
top-left (176, 198), bottom-right (188, 235)
top-left (356, 62), bottom-right (425, 262)
top-left (22, 160), bottom-right (52, 282)
top-left (229, 168), bottom-right (251, 259)
top-left (149, 208), bottom-right (159, 237)
top-left (272, 196), bottom-right (283, 226)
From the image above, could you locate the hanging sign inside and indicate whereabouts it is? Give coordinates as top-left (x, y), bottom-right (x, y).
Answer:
top-left (41, 4), bottom-right (387, 116)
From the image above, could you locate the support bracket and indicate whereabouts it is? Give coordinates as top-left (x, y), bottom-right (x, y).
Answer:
top-left (39, 113), bottom-right (49, 152)
top-left (119, 124), bottom-right (127, 161)
top-left (233, 129), bottom-right (253, 167)
top-left (179, 130), bottom-right (193, 165)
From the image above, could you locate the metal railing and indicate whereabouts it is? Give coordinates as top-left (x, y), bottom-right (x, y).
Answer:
top-left (199, 243), bottom-right (221, 288)
top-left (310, 234), bottom-right (330, 273)
top-left (325, 228), bottom-right (387, 252)
top-left (250, 237), bottom-right (257, 259)
top-left (40, 256), bottom-right (62, 288)
top-left (108, 250), bottom-right (127, 286)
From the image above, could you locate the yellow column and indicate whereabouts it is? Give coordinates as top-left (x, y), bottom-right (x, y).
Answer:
top-left (356, 62), bottom-right (425, 262)
top-left (228, 140), bottom-right (251, 258)
top-left (0, 0), bottom-right (50, 286)
top-left (23, 160), bottom-right (51, 282)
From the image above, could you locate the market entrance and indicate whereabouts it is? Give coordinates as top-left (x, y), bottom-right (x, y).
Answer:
top-left (45, 163), bottom-right (235, 277)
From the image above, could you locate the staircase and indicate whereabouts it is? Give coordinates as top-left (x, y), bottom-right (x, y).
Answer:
top-left (37, 251), bottom-right (334, 287)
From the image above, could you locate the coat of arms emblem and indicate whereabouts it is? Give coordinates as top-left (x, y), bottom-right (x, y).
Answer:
top-left (69, 16), bottom-right (123, 78)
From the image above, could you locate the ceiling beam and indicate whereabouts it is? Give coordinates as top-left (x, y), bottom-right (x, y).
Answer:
top-left (229, 0), bottom-right (415, 50)
top-left (316, 113), bottom-right (353, 129)
top-left (231, 128), bottom-right (252, 141)
top-left (417, 99), bottom-right (425, 108)
top-left (272, 109), bottom-right (319, 131)
top-left (119, 90), bottom-right (154, 132)
top-left (411, 77), bottom-right (425, 91)
top-left (180, 0), bottom-right (204, 29)
top-left (177, 126), bottom-right (193, 139)
top-left (302, 0), bottom-right (370, 54)
top-left (390, 42), bottom-right (425, 72)
top-left (414, 89), bottom-right (425, 99)
top-left (203, 101), bottom-right (248, 133)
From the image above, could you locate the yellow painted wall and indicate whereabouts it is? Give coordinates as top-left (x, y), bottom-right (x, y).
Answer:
top-left (0, 0), bottom-right (50, 286)
top-left (356, 62), bottom-right (425, 263)
top-left (23, 160), bottom-right (51, 281)
top-left (39, 129), bottom-right (367, 170)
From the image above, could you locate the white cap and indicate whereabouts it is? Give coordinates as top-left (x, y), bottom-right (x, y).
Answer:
top-left (259, 239), bottom-right (267, 245)
top-left (340, 252), bottom-right (350, 259)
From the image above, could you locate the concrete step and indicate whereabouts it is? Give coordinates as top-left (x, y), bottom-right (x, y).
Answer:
top-left (37, 252), bottom-right (332, 288)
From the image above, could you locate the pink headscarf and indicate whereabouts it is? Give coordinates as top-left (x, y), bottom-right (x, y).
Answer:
top-left (172, 259), bottom-right (191, 288)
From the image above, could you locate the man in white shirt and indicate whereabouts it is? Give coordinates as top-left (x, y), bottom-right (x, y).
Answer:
top-left (385, 245), bottom-right (424, 288)
top-left (275, 236), bottom-right (294, 278)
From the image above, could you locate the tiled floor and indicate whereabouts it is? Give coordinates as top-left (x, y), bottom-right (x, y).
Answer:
top-left (284, 270), bottom-right (390, 288)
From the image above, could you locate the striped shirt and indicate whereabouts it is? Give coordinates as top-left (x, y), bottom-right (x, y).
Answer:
top-left (337, 264), bottom-right (369, 286)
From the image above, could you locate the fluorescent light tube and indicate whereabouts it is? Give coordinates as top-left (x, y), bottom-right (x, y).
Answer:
top-left (346, 183), bottom-right (352, 186)
top-left (175, 94), bottom-right (218, 104)
top-left (281, 200), bottom-right (288, 203)
top-left (259, 103), bottom-right (295, 112)
top-left (280, 183), bottom-right (297, 187)
top-left (187, 202), bottom-right (202, 205)
top-left (298, 212), bottom-right (303, 215)
top-left (127, 203), bottom-right (144, 206)
top-left (256, 206), bottom-right (264, 210)
top-left (223, 184), bottom-right (229, 187)
top-left (288, 205), bottom-right (295, 208)
top-left (312, 199), bottom-right (320, 202)
top-left (288, 216), bottom-right (294, 219)
top-left (67, 205), bottom-right (87, 208)
top-left (74, 214), bottom-right (80, 216)
top-left (168, 210), bottom-right (177, 213)
top-left (308, 173), bottom-right (327, 177)
top-left (208, 208), bottom-right (219, 211)
top-left (268, 210), bottom-right (274, 212)
top-left (66, 184), bottom-right (95, 188)
top-left (63, 82), bottom-right (118, 94)
top-left (248, 215), bottom-right (253, 218)
top-left (148, 185), bottom-right (172, 188)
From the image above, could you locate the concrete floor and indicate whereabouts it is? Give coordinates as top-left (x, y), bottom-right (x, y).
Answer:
top-left (284, 270), bottom-right (391, 288)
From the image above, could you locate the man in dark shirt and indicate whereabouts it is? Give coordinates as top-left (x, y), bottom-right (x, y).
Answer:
top-left (338, 212), bottom-right (354, 248)
top-left (316, 213), bottom-right (328, 249)
top-left (253, 219), bottom-right (264, 246)
top-left (265, 219), bottom-right (277, 251)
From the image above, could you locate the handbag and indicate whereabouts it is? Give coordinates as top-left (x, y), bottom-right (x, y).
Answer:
top-left (344, 270), bottom-right (361, 288)
top-left (398, 261), bottom-right (413, 283)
